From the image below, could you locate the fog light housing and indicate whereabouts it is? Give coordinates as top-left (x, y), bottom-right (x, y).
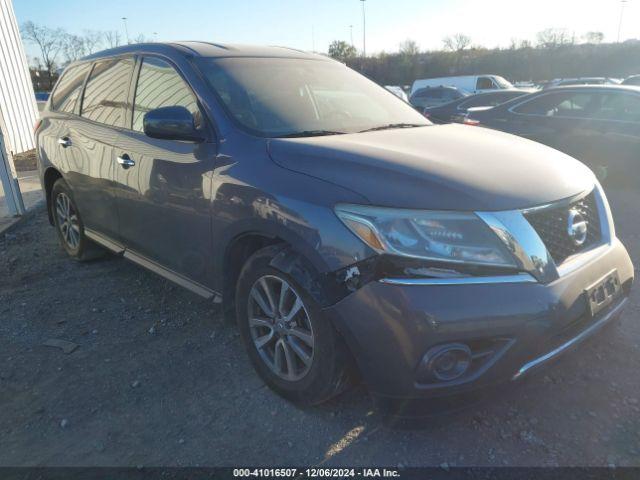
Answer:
top-left (421, 343), bottom-right (472, 382)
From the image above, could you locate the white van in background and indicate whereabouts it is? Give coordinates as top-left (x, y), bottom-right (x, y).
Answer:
top-left (410, 75), bottom-right (514, 96)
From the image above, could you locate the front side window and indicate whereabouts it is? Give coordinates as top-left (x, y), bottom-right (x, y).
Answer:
top-left (195, 57), bottom-right (428, 137)
top-left (476, 77), bottom-right (495, 90)
top-left (132, 57), bottom-right (200, 132)
top-left (81, 57), bottom-right (134, 127)
top-left (51, 63), bottom-right (91, 114)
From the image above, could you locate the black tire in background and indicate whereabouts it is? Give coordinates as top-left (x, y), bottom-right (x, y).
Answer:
top-left (235, 245), bottom-right (354, 405)
top-left (51, 178), bottom-right (105, 261)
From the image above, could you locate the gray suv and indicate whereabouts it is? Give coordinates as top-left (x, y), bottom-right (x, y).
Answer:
top-left (36, 42), bottom-right (633, 406)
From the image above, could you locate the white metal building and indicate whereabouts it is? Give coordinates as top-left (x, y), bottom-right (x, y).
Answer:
top-left (0, 0), bottom-right (37, 215)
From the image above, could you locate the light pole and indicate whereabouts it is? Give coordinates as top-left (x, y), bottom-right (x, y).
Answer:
top-left (121, 17), bottom-right (130, 44)
top-left (153, 31), bottom-right (158, 42)
top-left (349, 24), bottom-right (354, 47)
top-left (360, 0), bottom-right (366, 58)
top-left (617, 0), bottom-right (629, 42)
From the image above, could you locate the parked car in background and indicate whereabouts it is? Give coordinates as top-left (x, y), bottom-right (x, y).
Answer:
top-left (409, 86), bottom-right (467, 111)
top-left (622, 75), bottom-right (640, 86)
top-left (467, 85), bottom-right (640, 186)
top-left (34, 91), bottom-right (49, 112)
top-left (542, 77), bottom-right (620, 89)
top-left (411, 75), bottom-right (514, 96)
top-left (423, 89), bottom-right (528, 124)
top-left (384, 85), bottom-right (409, 102)
top-left (35, 42), bottom-right (634, 408)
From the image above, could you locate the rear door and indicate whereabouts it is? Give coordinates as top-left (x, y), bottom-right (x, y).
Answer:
top-left (68, 57), bottom-right (135, 241)
top-left (39, 62), bottom-right (90, 202)
top-left (112, 56), bottom-right (216, 287)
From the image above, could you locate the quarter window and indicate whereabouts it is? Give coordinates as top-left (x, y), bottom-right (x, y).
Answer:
top-left (51, 63), bottom-right (91, 114)
top-left (132, 57), bottom-right (200, 132)
top-left (81, 58), bottom-right (133, 127)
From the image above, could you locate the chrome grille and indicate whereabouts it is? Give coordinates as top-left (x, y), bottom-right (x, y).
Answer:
top-left (524, 191), bottom-right (601, 265)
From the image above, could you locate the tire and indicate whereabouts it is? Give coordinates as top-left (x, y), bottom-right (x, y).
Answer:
top-left (235, 245), bottom-right (353, 405)
top-left (51, 178), bottom-right (105, 261)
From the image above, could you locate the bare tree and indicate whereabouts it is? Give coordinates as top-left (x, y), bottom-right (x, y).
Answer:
top-left (132, 33), bottom-right (147, 44)
top-left (103, 30), bottom-right (122, 49)
top-left (443, 33), bottom-right (472, 52)
top-left (536, 28), bottom-right (573, 48)
top-left (82, 30), bottom-right (103, 54)
top-left (583, 31), bottom-right (605, 44)
top-left (399, 39), bottom-right (420, 56)
top-left (62, 34), bottom-right (86, 64)
top-left (21, 21), bottom-right (65, 89)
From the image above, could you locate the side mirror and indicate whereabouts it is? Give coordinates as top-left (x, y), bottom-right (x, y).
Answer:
top-left (143, 106), bottom-right (205, 142)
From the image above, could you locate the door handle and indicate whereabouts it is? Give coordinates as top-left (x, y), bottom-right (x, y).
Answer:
top-left (57, 137), bottom-right (71, 148)
top-left (117, 154), bottom-right (135, 169)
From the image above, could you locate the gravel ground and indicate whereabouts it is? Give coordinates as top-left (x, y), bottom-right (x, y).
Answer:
top-left (0, 188), bottom-right (639, 468)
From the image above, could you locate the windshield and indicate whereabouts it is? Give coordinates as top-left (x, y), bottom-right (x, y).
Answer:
top-left (195, 57), bottom-right (429, 137)
top-left (493, 76), bottom-right (514, 89)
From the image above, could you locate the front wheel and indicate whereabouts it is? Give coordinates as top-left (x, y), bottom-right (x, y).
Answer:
top-left (235, 246), bottom-right (353, 405)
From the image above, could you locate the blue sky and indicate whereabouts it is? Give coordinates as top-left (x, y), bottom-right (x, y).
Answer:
top-left (14, 0), bottom-right (640, 60)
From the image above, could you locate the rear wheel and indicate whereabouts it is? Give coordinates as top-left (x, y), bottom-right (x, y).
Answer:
top-left (51, 178), bottom-right (104, 261)
top-left (235, 246), bottom-right (353, 405)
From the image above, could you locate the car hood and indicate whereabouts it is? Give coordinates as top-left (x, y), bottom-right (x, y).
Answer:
top-left (267, 124), bottom-right (595, 211)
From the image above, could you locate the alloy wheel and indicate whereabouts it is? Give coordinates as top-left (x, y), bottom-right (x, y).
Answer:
top-left (247, 275), bottom-right (315, 381)
top-left (55, 192), bottom-right (80, 250)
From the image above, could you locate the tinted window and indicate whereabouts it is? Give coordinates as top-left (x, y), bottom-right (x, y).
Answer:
top-left (460, 92), bottom-right (522, 109)
top-left (513, 92), bottom-right (599, 117)
top-left (51, 63), bottom-right (90, 113)
top-left (595, 93), bottom-right (640, 122)
top-left (81, 58), bottom-right (134, 127)
top-left (441, 89), bottom-right (462, 101)
top-left (476, 77), bottom-right (494, 90)
top-left (196, 57), bottom-right (427, 137)
top-left (133, 57), bottom-right (200, 132)
top-left (414, 89), bottom-right (441, 99)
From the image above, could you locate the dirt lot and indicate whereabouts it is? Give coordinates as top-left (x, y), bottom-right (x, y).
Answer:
top-left (1, 189), bottom-right (639, 468)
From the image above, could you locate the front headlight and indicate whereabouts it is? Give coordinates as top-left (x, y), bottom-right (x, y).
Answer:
top-left (335, 204), bottom-right (517, 267)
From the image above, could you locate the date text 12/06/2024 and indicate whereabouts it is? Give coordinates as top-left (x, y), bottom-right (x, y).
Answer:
top-left (233, 468), bottom-right (401, 478)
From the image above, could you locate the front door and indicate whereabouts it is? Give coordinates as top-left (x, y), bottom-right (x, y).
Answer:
top-left (113, 56), bottom-right (216, 288)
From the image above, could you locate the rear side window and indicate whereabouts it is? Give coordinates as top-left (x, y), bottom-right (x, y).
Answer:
top-left (132, 57), bottom-right (200, 132)
top-left (414, 89), bottom-right (440, 99)
top-left (442, 89), bottom-right (462, 101)
top-left (51, 63), bottom-right (91, 114)
top-left (81, 57), bottom-right (134, 127)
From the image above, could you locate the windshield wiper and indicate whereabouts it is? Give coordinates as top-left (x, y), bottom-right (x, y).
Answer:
top-left (358, 123), bottom-right (426, 133)
top-left (276, 130), bottom-right (346, 138)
